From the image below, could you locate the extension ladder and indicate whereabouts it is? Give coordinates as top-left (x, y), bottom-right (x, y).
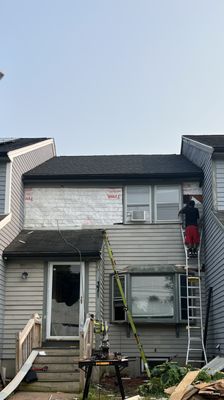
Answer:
top-left (181, 227), bottom-right (207, 366)
top-left (103, 231), bottom-right (151, 379)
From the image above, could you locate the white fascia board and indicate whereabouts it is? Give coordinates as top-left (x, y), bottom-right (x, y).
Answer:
top-left (4, 161), bottom-right (12, 213)
top-left (0, 213), bottom-right (12, 230)
top-left (182, 136), bottom-right (214, 154)
top-left (7, 139), bottom-right (56, 161)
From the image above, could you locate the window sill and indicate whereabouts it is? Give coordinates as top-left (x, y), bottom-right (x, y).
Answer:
top-left (111, 319), bottom-right (187, 325)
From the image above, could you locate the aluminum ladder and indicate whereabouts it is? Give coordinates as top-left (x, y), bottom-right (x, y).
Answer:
top-left (181, 227), bottom-right (207, 366)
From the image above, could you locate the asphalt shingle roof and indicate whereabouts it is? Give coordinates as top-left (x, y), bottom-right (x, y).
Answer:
top-left (24, 154), bottom-right (202, 181)
top-left (3, 229), bottom-right (103, 259)
top-left (0, 138), bottom-right (49, 156)
top-left (184, 135), bottom-right (224, 151)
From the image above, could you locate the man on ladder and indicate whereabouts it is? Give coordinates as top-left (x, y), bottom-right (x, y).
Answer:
top-left (178, 200), bottom-right (200, 258)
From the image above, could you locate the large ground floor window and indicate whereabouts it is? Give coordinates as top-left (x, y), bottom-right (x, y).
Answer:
top-left (111, 271), bottom-right (187, 324)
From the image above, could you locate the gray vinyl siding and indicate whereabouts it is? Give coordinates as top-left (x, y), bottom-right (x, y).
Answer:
top-left (0, 162), bottom-right (6, 214)
top-left (0, 259), bottom-right (5, 356)
top-left (103, 224), bottom-right (188, 365)
top-left (3, 261), bottom-right (44, 359)
top-left (0, 142), bottom-right (54, 360)
top-left (215, 159), bottom-right (224, 210)
top-left (182, 139), bottom-right (224, 359)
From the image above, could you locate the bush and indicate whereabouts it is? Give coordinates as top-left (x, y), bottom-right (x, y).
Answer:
top-left (138, 362), bottom-right (192, 396)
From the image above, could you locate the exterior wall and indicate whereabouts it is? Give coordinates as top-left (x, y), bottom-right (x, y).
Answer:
top-left (0, 162), bottom-right (7, 214)
top-left (0, 141), bottom-right (55, 361)
top-left (103, 224), bottom-right (188, 373)
top-left (3, 259), bottom-right (97, 373)
top-left (182, 139), bottom-right (224, 358)
top-left (3, 261), bottom-right (44, 361)
top-left (24, 187), bottom-right (123, 229)
top-left (214, 159), bottom-right (224, 210)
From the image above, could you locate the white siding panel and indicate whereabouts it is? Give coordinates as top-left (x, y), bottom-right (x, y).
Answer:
top-left (24, 187), bottom-right (123, 229)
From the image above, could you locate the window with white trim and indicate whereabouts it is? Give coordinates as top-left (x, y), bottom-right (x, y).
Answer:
top-left (155, 186), bottom-right (180, 222)
top-left (111, 272), bottom-right (187, 324)
top-left (126, 186), bottom-right (151, 223)
top-left (125, 185), bottom-right (181, 223)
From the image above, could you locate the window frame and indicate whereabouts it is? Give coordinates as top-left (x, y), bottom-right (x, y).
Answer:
top-left (111, 271), bottom-right (187, 324)
top-left (124, 185), bottom-right (182, 224)
top-left (125, 186), bottom-right (152, 223)
top-left (154, 185), bottom-right (181, 223)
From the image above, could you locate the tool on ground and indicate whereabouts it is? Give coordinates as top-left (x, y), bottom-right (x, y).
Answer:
top-left (103, 231), bottom-right (151, 379)
top-left (181, 227), bottom-right (207, 365)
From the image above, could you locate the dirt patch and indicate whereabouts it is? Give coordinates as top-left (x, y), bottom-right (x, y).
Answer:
top-left (98, 375), bottom-right (148, 397)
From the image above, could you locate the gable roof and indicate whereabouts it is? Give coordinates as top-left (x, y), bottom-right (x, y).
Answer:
top-left (183, 135), bottom-right (224, 152)
top-left (23, 154), bottom-right (203, 182)
top-left (0, 138), bottom-right (49, 157)
top-left (3, 229), bottom-right (103, 260)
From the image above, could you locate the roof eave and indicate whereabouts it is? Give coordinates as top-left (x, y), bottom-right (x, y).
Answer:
top-left (3, 251), bottom-right (101, 259)
top-left (23, 172), bottom-right (203, 183)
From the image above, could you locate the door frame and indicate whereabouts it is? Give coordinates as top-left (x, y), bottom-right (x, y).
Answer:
top-left (46, 261), bottom-right (85, 340)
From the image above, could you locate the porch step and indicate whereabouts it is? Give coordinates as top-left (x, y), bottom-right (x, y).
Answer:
top-left (19, 381), bottom-right (80, 393)
top-left (19, 347), bottom-right (81, 393)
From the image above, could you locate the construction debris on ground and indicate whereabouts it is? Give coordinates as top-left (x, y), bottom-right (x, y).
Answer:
top-left (165, 370), bottom-right (224, 400)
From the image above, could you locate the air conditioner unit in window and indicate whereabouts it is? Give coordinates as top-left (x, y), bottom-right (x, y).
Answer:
top-left (131, 210), bottom-right (146, 221)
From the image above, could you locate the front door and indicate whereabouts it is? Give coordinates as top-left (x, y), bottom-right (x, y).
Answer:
top-left (46, 262), bottom-right (84, 340)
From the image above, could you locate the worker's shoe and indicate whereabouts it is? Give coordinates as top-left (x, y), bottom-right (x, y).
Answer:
top-left (187, 248), bottom-right (193, 258)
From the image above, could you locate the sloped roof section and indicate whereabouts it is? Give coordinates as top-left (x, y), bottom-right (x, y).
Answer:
top-left (0, 138), bottom-right (49, 156)
top-left (184, 135), bottom-right (224, 151)
top-left (3, 229), bottom-right (103, 259)
top-left (24, 154), bottom-right (202, 181)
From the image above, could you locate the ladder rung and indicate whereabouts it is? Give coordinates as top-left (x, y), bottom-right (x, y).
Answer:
top-left (188, 295), bottom-right (200, 298)
top-left (190, 338), bottom-right (202, 341)
top-left (188, 286), bottom-right (200, 289)
top-left (189, 316), bottom-right (201, 320)
top-left (187, 326), bottom-right (201, 329)
top-left (189, 306), bottom-right (200, 309)
top-left (189, 348), bottom-right (203, 351)
top-left (188, 276), bottom-right (200, 280)
top-left (187, 360), bottom-right (204, 363)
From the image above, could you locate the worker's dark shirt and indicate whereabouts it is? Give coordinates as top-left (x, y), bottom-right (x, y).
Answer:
top-left (179, 206), bottom-right (199, 227)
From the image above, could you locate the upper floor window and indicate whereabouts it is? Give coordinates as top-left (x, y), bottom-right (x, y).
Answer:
top-left (125, 185), bottom-right (181, 223)
top-left (126, 186), bottom-right (151, 223)
top-left (155, 186), bottom-right (180, 222)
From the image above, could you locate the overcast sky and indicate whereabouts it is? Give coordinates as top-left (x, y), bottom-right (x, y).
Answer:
top-left (0, 1), bottom-right (224, 155)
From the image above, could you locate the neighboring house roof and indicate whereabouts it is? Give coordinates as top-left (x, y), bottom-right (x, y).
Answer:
top-left (23, 154), bottom-right (203, 181)
top-left (0, 138), bottom-right (49, 157)
top-left (3, 229), bottom-right (103, 259)
top-left (183, 135), bottom-right (224, 152)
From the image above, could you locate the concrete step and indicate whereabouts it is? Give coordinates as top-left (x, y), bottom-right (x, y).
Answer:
top-left (35, 372), bottom-right (80, 381)
top-left (36, 348), bottom-right (80, 356)
top-left (34, 355), bottom-right (79, 364)
top-left (19, 347), bottom-right (81, 393)
top-left (34, 363), bottom-right (80, 373)
top-left (19, 381), bottom-right (80, 393)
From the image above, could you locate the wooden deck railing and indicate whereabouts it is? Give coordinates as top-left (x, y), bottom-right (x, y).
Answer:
top-left (16, 313), bottom-right (42, 373)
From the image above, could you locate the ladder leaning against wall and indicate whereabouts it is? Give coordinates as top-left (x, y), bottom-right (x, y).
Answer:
top-left (181, 227), bottom-right (207, 366)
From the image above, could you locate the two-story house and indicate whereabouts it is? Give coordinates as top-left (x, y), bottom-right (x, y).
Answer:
top-left (182, 135), bottom-right (224, 361)
top-left (2, 153), bottom-right (203, 383)
top-left (0, 137), bottom-right (55, 373)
